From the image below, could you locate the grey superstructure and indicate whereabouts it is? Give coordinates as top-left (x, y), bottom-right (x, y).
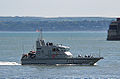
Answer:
top-left (21, 30), bottom-right (103, 65)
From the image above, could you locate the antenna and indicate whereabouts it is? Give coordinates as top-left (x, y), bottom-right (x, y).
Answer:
top-left (33, 45), bottom-right (35, 51)
top-left (40, 28), bottom-right (42, 40)
top-left (22, 44), bottom-right (25, 54)
top-left (99, 49), bottom-right (101, 57)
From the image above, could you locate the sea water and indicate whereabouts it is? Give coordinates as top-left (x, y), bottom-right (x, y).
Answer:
top-left (0, 31), bottom-right (120, 79)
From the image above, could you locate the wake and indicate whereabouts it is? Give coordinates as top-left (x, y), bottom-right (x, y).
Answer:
top-left (0, 61), bottom-right (21, 65)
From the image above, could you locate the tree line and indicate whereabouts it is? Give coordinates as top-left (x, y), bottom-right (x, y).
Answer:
top-left (0, 17), bottom-right (114, 31)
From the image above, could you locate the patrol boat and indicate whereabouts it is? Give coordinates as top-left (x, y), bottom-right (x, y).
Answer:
top-left (21, 30), bottom-right (103, 65)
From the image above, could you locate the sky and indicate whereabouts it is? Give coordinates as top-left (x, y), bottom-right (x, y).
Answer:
top-left (0, 0), bottom-right (119, 17)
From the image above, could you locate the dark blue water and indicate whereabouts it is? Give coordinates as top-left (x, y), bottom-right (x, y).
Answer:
top-left (0, 31), bottom-right (120, 79)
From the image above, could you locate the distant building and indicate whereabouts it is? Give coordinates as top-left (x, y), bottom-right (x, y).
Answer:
top-left (107, 18), bottom-right (120, 40)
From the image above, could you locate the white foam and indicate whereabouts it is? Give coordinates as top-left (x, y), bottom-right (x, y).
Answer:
top-left (0, 61), bottom-right (21, 65)
top-left (94, 63), bottom-right (98, 66)
top-left (56, 64), bottom-right (76, 66)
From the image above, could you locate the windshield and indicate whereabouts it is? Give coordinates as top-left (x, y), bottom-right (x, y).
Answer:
top-left (58, 47), bottom-right (70, 52)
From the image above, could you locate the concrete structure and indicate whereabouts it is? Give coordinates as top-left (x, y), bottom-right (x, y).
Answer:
top-left (107, 18), bottom-right (120, 40)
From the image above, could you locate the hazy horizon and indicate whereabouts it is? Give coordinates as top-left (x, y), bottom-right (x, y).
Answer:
top-left (0, 0), bottom-right (120, 17)
top-left (0, 15), bottom-right (119, 18)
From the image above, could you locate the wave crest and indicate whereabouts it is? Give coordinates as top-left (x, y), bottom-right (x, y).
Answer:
top-left (0, 61), bottom-right (21, 65)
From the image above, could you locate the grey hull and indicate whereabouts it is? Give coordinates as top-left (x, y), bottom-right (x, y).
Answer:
top-left (21, 57), bottom-right (103, 65)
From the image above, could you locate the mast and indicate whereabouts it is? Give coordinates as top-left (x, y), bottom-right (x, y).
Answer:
top-left (38, 28), bottom-right (43, 41)
top-left (38, 28), bottom-right (45, 46)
